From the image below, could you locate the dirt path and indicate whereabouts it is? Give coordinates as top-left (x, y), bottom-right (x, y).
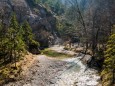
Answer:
top-left (4, 46), bottom-right (100, 86)
top-left (4, 54), bottom-right (70, 86)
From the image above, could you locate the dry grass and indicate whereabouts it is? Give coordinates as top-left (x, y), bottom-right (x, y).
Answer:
top-left (0, 53), bottom-right (36, 85)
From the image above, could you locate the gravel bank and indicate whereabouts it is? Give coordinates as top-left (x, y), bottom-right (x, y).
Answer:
top-left (4, 46), bottom-right (100, 86)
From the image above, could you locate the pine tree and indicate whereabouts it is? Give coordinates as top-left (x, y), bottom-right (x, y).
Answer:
top-left (21, 21), bottom-right (34, 45)
top-left (0, 22), bottom-right (8, 63)
top-left (7, 13), bottom-right (18, 62)
top-left (21, 21), bottom-right (39, 51)
top-left (0, 23), bottom-right (3, 51)
top-left (0, 13), bottom-right (39, 67)
top-left (7, 13), bottom-right (25, 67)
top-left (0, 23), bottom-right (3, 58)
top-left (101, 28), bottom-right (115, 86)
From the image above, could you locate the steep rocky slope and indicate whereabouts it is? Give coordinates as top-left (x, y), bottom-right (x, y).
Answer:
top-left (0, 0), bottom-right (58, 48)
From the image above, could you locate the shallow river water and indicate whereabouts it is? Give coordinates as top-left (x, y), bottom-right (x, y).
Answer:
top-left (48, 57), bottom-right (100, 86)
top-left (4, 46), bottom-right (100, 86)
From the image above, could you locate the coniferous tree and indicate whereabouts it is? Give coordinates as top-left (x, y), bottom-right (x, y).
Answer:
top-left (0, 12), bottom-right (41, 68)
top-left (0, 23), bottom-right (3, 57)
top-left (7, 13), bottom-right (19, 63)
top-left (101, 27), bottom-right (115, 86)
top-left (0, 22), bottom-right (8, 63)
top-left (0, 13), bottom-right (39, 66)
top-left (7, 13), bottom-right (25, 67)
top-left (21, 21), bottom-right (39, 51)
top-left (21, 21), bottom-right (34, 45)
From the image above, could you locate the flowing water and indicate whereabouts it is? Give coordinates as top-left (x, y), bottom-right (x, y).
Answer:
top-left (4, 46), bottom-right (101, 86)
top-left (48, 56), bottom-right (100, 86)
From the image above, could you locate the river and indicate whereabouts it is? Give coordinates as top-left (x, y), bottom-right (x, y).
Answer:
top-left (4, 45), bottom-right (100, 86)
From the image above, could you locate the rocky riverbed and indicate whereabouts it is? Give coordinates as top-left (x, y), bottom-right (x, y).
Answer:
top-left (4, 46), bottom-right (101, 86)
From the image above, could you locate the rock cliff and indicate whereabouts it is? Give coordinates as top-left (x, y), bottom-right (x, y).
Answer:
top-left (0, 0), bottom-right (58, 48)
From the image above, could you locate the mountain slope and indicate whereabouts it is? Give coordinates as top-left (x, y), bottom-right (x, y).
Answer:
top-left (0, 0), bottom-right (58, 48)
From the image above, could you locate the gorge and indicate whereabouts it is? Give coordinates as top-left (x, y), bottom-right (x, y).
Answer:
top-left (0, 0), bottom-right (115, 86)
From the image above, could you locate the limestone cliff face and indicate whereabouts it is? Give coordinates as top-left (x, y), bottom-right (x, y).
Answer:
top-left (0, 0), bottom-right (58, 48)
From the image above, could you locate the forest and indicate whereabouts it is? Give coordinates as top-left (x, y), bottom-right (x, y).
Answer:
top-left (0, 0), bottom-right (115, 86)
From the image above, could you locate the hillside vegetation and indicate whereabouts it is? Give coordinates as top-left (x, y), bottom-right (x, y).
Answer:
top-left (0, 0), bottom-right (115, 86)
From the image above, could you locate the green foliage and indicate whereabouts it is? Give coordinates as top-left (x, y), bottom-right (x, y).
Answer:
top-left (21, 21), bottom-right (33, 44)
top-left (5, 13), bottom-right (26, 65)
top-left (34, 0), bottom-right (64, 15)
top-left (101, 29), bottom-right (115, 86)
top-left (10, 13), bottom-right (19, 30)
top-left (0, 13), bottom-right (40, 84)
top-left (46, 0), bottom-right (64, 15)
top-left (21, 21), bottom-right (40, 49)
top-left (104, 34), bottom-right (115, 69)
top-left (42, 49), bottom-right (73, 59)
top-left (0, 13), bottom-right (40, 66)
top-left (57, 20), bottom-right (78, 41)
top-left (34, 0), bottom-right (41, 4)
top-left (34, 0), bottom-right (46, 4)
